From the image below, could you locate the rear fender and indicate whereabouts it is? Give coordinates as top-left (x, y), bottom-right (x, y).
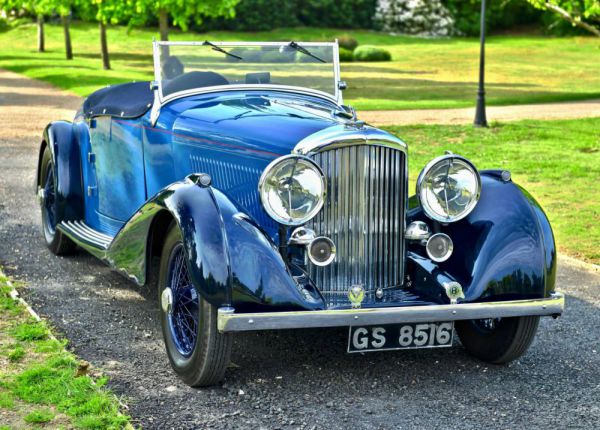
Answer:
top-left (37, 121), bottom-right (84, 222)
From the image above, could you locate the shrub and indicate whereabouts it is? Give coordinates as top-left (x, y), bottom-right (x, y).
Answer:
top-left (338, 48), bottom-right (354, 62)
top-left (336, 34), bottom-right (359, 51)
top-left (353, 46), bottom-right (391, 62)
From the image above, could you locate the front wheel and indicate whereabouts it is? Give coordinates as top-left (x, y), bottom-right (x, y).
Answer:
top-left (455, 316), bottom-right (540, 364)
top-left (158, 223), bottom-right (232, 387)
top-left (39, 146), bottom-right (75, 255)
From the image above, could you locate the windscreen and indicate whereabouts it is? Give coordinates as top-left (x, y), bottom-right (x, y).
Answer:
top-left (155, 42), bottom-right (338, 100)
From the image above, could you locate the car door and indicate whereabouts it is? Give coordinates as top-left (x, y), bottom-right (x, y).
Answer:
top-left (86, 117), bottom-right (146, 235)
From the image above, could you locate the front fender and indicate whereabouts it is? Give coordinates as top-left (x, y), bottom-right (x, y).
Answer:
top-left (108, 175), bottom-right (325, 311)
top-left (37, 121), bottom-right (84, 222)
top-left (408, 171), bottom-right (556, 302)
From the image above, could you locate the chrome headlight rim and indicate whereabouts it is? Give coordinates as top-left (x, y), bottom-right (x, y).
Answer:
top-left (259, 154), bottom-right (326, 226)
top-left (416, 154), bottom-right (481, 223)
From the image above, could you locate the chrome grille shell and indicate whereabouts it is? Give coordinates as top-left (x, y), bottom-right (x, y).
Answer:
top-left (295, 125), bottom-right (408, 305)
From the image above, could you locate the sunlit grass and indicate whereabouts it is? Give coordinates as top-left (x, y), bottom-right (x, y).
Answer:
top-left (0, 22), bottom-right (598, 110)
top-left (385, 117), bottom-right (600, 264)
top-left (0, 274), bottom-right (132, 429)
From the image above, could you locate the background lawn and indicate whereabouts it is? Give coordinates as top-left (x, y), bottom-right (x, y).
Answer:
top-left (386, 117), bottom-right (600, 265)
top-left (0, 22), bottom-right (599, 110)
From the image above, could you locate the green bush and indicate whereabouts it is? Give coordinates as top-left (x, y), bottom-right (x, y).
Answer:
top-left (353, 46), bottom-right (391, 62)
top-left (338, 48), bottom-right (354, 62)
top-left (336, 34), bottom-right (359, 51)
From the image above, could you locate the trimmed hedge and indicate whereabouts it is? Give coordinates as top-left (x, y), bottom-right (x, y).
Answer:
top-left (353, 46), bottom-right (391, 62)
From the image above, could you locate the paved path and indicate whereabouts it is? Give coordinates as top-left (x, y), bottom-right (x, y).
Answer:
top-left (360, 99), bottom-right (600, 126)
top-left (1, 68), bottom-right (600, 429)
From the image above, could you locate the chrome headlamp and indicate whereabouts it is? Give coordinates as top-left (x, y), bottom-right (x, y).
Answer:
top-left (417, 155), bottom-right (481, 223)
top-left (259, 155), bottom-right (325, 226)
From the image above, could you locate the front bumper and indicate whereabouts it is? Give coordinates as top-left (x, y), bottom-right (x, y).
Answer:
top-left (218, 292), bottom-right (565, 332)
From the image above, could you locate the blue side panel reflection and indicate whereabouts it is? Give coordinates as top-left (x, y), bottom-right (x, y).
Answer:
top-left (93, 118), bottom-right (147, 222)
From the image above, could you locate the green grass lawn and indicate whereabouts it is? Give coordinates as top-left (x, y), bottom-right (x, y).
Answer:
top-left (0, 272), bottom-right (133, 429)
top-left (0, 22), bottom-right (599, 110)
top-left (385, 117), bottom-right (600, 265)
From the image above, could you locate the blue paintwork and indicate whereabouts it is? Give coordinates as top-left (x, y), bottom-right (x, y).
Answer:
top-left (38, 122), bottom-right (84, 223)
top-left (38, 88), bottom-right (557, 314)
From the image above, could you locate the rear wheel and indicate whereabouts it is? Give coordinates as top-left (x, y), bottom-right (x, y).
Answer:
top-left (456, 316), bottom-right (539, 364)
top-left (158, 223), bottom-right (232, 387)
top-left (39, 146), bottom-right (75, 255)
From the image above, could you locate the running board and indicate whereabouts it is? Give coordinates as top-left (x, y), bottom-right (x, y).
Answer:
top-left (58, 220), bottom-right (114, 250)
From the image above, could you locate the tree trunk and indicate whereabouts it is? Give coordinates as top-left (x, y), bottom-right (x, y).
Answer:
top-left (159, 8), bottom-right (169, 41)
top-left (37, 14), bottom-right (45, 53)
top-left (100, 21), bottom-right (110, 70)
top-left (158, 8), bottom-right (170, 58)
top-left (61, 14), bottom-right (73, 60)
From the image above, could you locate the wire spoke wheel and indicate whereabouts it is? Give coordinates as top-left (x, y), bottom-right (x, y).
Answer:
top-left (166, 243), bottom-right (199, 357)
top-left (42, 163), bottom-right (57, 238)
top-left (159, 222), bottom-right (232, 386)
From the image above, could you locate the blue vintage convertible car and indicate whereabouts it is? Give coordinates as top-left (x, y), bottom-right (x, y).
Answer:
top-left (36, 41), bottom-right (564, 386)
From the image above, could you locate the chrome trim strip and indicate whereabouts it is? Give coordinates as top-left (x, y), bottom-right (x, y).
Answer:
top-left (218, 293), bottom-right (565, 332)
top-left (161, 85), bottom-right (339, 107)
top-left (59, 220), bottom-right (113, 250)
top-left (155, 41), bottom-right (339, 47)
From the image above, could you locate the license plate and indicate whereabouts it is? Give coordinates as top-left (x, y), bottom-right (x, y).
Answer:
top-left (347, 322), bottom-right (454, 353)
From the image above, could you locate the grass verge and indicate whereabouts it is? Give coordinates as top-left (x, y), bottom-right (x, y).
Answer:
top-left (0, 22), bottom-right (598, 110)
top-left (385, 117), bottom-right (600, 265)
top-left (0, 271), bottom-right (133, 429)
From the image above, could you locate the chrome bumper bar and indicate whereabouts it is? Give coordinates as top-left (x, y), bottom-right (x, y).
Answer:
top-left (218, 293), bottom-right (565, 332)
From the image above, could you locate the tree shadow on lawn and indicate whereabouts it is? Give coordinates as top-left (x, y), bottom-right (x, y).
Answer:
top-left (342, 65), bottom-right (433, 75)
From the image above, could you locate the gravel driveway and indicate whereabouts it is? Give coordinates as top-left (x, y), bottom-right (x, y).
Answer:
top-left (1, 69), bottom-right (599, 429)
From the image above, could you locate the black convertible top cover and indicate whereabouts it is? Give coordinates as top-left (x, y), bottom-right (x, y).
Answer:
top-left (82, 81), bottom-right (153, 119)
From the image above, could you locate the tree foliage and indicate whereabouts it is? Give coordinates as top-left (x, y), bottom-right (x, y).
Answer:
top-left (132, 0), bottom-right (241, 32)
top-left (526, 0), bottom-right (600, 36)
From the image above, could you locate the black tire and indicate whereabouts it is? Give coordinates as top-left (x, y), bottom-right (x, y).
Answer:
top-left (456, 316), bottom-right (540, 364)
top-left (158, 223), bottom-right (232, 387)
top-left (39, 146), bottom-right (76, 255)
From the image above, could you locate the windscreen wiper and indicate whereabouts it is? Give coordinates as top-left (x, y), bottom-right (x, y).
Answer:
top-left (203, 40), bottom-right (243, 60)
top-left (288, 41), bottom-right (326, 63)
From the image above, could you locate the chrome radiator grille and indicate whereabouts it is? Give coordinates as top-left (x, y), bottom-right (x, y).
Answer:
top-left (306, 145), bottom-right (406, 303)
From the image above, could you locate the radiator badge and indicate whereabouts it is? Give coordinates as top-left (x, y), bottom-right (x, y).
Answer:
top-left (443, 282), bottom-right (465, 304)
top-left (348, 284), bottom-right (365, 309)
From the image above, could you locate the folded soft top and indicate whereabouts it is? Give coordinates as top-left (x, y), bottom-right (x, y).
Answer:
top-left (82, 81), bottom-right (153, 119)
